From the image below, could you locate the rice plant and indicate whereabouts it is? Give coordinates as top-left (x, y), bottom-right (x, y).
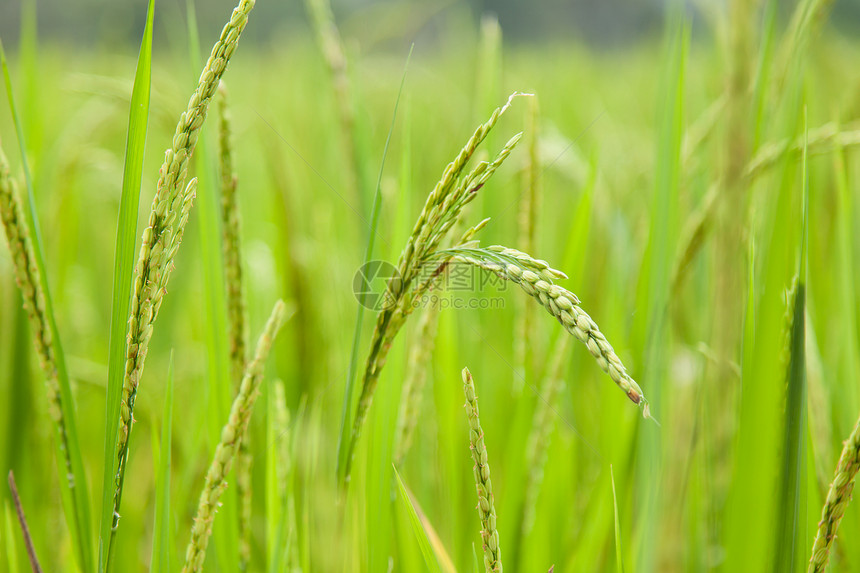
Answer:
top-left (1, 0), bottom-right (859, 571)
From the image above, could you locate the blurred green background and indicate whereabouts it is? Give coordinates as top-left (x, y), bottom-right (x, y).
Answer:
top-left (2, 0), bottom-right (860, 571)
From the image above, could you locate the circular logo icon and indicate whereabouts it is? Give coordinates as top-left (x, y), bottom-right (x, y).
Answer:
top-left (353, 260), bottom-right (401, 310)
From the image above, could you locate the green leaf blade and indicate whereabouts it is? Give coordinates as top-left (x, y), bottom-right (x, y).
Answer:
top-left (336, 45), bottom-right (413, 486)
top-left (99, 1), bottom-right (155, 570)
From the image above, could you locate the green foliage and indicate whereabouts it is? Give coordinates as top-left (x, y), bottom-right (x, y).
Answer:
top-left (1, 3), bottom-right (859, 572)
top-left (1, 35), bottom-right (93, 573)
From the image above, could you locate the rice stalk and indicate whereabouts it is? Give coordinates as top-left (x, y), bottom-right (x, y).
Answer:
top-left (182, 300), bottom-right (289, 573)
top-left (112, 0), bottom-right (258, 536)
top-left (304, 0), bottom-right (362, 203)
top-left (340, 94), bottom-right (527, 483)
top-left (217, 80), bottom-right (252, 569)
top-left (808, 410), bottom-right (860, 572)
top-left (520, 334), bottom-right (571, 539)
top-left (441, 245), bottom-right (651, 417)
top-left (513, 95), bottom-right (540, 392)
top-left (393, 303), bottom-right (441, 466)
top-left (462, 367), bottom-right (502, 573)
top-left (7, 471), bottom-right (43, 573)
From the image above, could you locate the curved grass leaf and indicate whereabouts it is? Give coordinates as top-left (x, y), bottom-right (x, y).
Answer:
top-left (99, 1), bottom-right (155, 570)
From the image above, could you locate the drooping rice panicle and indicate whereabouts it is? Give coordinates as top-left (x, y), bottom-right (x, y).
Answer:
top-left (440, 245), bottom-right (651, 417)
top-left (113, 0), bottom-right (258, 533)
top-left (182, 300), bottom-right (289, 573)
top-left (217, 80), bottom-right (252, 569)
top-left (341, 95), bottom-right (526, 482)
top-left (462, 367), bottom-right (503, 573)
top-left (808, 410), bottom-right (860, 573)
top-left (393, 303), bottom-right (441, 465)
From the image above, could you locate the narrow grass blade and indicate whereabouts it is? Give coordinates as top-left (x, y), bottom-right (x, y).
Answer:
top-left (151, 352), bottom-right (175, 573)
top-left (392, 466), bottom-right (444, 573)
top-left (336, 45), bottom-right (413, 486)
top-left (611, 466), bottom-right (625, 573)
top-left (1, 37), bottom-right (94, 573)
top-left (724, 88), bottom-right (805, 573)
top-left (99, 1), bottom-right (154, 569)
top-left (773, 109), bottom-right (809, 572)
